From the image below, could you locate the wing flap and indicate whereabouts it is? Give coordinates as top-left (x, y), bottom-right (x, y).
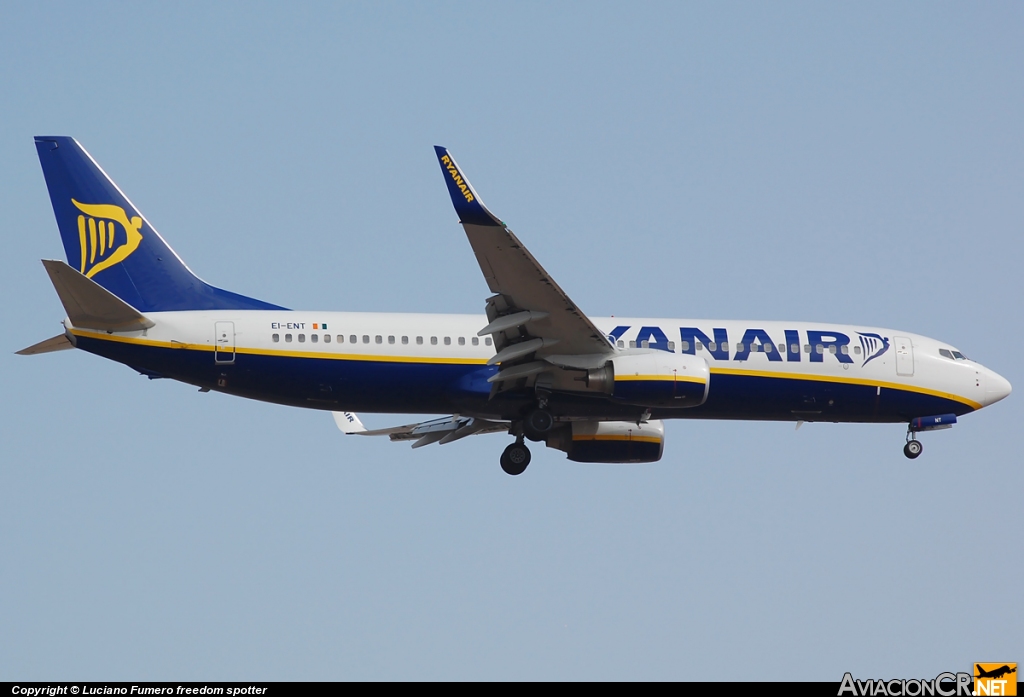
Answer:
top-left (346, 414), bottom-right (509, 447)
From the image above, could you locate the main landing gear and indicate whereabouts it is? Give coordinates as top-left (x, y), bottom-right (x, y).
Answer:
top-left (500, 407), bottom-right (553, 475)
top-left (500, 439), bottom-right (532, 476)
top-left (523, 407), bottom-right (554, 442)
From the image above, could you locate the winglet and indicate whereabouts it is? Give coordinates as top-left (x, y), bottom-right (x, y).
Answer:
top-left (433, 146), bottom-right (501, 226)
top-left (332, 411), bottom-right (367, 434)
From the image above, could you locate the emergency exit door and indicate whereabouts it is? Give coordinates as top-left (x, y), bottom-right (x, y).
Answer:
top-left (215, 321), bottom-right (235, 364)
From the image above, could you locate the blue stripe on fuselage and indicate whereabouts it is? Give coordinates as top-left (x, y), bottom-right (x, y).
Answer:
top-left (73, 335), bottom-right (974, 423)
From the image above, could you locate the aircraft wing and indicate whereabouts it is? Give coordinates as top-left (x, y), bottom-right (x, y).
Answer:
top-left (335, 413), bottom-right (509, 449)
top-left (434, 147), bottom-right (614, 383)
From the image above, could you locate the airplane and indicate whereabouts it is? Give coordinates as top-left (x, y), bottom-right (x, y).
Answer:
top-left (19, 136), bottom-right (1012, 475)
top-left (975, 665), bottom-right (1016, 680)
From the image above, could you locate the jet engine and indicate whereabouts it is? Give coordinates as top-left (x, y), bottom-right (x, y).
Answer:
top-left (583, 352), bottom-right (709, 408)
top-left (545, 419), bottom-right (665, 463)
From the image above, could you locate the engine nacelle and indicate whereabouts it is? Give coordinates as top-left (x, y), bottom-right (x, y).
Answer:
top-left (546, 419), bottom-right (665, 464)
top-left (585, 352), bottom-right (709, 408)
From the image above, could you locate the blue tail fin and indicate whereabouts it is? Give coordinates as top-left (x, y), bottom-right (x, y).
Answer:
top-left (34, 136), bottom-right (285, 312)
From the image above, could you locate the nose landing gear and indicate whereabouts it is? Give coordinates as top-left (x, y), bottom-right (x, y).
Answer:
top-left (903, 437), bottom-right (923, 459)
top-left (903, 413), bottom-right (957, 458)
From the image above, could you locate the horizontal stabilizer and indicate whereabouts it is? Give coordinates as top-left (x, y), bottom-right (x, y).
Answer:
top-left (42, 259), bottom-right (154, 332)
top-left (332, 411), bottom-right (367, 434)
top-left (16, 333), bottom-right (74, 355)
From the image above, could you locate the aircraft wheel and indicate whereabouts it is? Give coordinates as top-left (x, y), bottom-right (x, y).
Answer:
top-left (523, 408), bottom-right (554, 442)
top-left (903, 440), bottom-right (923, 459)
top-left (500, 443), bottom-right (531, 475)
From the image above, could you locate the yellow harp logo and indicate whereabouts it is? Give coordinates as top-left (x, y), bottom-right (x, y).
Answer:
top-left (71, 199), bottom-right (144, 278)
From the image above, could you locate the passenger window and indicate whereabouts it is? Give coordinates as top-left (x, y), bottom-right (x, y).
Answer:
top-left (641, 340), bottom-right (649, 348)
top-left (458, 337), bottom-right (465, 346)
top-left (272, 333), bottom-right (280, 342)
top-left (696, 342), bottom-right (703, 351)
top-left (362, 335), bottom-right (369, 344)
top-left (764, 343), bottom-right (773, 353)
top-left (471, 337), bottom-right (479, 346)
top-left (388, 336), bottom-right (395, 344)
top-left (629, 341), bottom-right (636, 348)
top-left (402, 336), bottom-right (409, 345)
top-left (444, 337), bottom-right (451, 345)
top-left (854, 346), bottom-right (861, 354)
top-left (350, 335), bottom-right (357, 344)
top-left (709, 342), bottom-right (717, 351)
top-left (431, 337), bottom-right (438, 345)
top-left (840, 345), bottom-right (848, 355)
top-left (791, 344), bottom-right (799, 353)
top-left (829, 345), bottom-right (837, 354)
top-left (485, 337), bottom-right (492, 346)
top-left (285, 334), bottom-right (292, 342)
top-left (816, 344), bottom-right (824, 354)
top-left (778, 344), bottom-right (785, 354)
top-left (298, 334), bottom-right (306, 343)
top-left (680, 341), bottom-right (689, 351)
top-left (324, 334), bottom-right (331, 343)
top-left (668, 341), bottom-right (675, 351)
top-left (804, 344), bottom-right (811, 353)
top-left (416, 336), bottom-right (423, 345)
top-left (337, 335), bottom-right (344, 344)
top-left (375, 335), bottom-right (382, 344)
top-left (736, 343), bottom-right (744, 352)
top-left (617, 340), bottom-right (625, 348)
top-left (311, 334), bottom-right (318, 343)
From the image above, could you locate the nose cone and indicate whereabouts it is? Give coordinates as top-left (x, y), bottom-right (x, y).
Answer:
top-left (984, 369), bottom-right (1012, 406)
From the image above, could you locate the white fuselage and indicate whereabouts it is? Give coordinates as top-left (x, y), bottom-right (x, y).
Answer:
top-left (66, 310), bottom-right (1011, 421)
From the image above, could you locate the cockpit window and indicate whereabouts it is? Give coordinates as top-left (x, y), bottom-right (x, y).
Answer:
top-left (939, 348), bottom-right (970, 361)
top-left (951, 351), bottom-right (968, 360)
top-left (939, 349), bottom-right (953, 359)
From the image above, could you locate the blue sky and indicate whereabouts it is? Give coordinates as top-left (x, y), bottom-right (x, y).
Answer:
top-left (2, 2), bottom-right (1021, 680)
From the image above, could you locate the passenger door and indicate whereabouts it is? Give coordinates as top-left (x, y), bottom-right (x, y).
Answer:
top-left (215, 321), bottom-right (235, 364)
top-left (894, 335), bottom-right (913, 376)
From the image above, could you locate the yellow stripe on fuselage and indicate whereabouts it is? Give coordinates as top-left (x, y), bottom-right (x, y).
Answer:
top-left (69, 329), bottom-right (489, 366)
top-left (69, 329), bottom-right (980, 409)
top-left (710, 366), bottom-right (981, 410)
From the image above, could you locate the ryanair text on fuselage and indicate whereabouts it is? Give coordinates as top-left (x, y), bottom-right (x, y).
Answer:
top-left (609, 325), bottom-right (889, 366)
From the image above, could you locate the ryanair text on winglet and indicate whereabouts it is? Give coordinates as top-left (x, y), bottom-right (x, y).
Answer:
top-left (440, 155), bottom-right (475, 203)
top-left (838, 672), bottom-right (973, 697)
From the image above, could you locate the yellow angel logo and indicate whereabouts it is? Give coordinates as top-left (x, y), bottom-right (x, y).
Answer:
top-left (71, 199), bottom-right (144, 278)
